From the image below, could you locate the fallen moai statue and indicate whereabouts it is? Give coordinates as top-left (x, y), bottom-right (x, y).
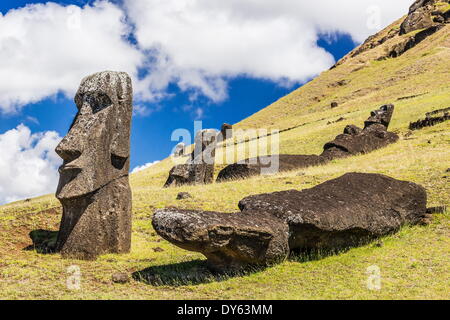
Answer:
top-left (54, 71), bottom-right (133, 260)
top-left (409, 107), bottom-right (450, 130)
top-left (153, 172), bottom-right (428, 272)
top-left (217, 105), bottom-right (399, 182)
top-left (164, 129), bottom-right (219, 187)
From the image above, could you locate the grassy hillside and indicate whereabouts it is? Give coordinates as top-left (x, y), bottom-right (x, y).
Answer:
top-left (0, 19), bottom-right (449, 299)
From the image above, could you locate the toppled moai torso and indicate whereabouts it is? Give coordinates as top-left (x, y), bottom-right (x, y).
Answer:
top-left (164, 129), bottom-right (219, 187)
top-left (217, 105), bottom-right (399, 182)
top-left (153, 173), bottom-right (428, 272)
top-left (220, 123), bottom-right (233, 141)
top-left (173, 143), bottom-right (185, 157)
top-left (55, 71), bottom-right (133, 260)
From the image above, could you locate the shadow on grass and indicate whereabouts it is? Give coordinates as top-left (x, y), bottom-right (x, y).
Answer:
top-left (23, 229), bottom-right (58, 254)
top-left (132, 260), bottom-right (265, 287)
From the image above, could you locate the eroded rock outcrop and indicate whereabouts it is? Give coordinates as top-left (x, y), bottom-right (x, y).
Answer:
top-left (321, 104), bottom-right (398, 159)
top-left (55, 71), bottom-right (133, 260)
top-left (153, 173), bottom-right (428, 271)
top-left (164, 129), bottom-right (219, 187)
top-left (217, 105), bottom-right (399, 182)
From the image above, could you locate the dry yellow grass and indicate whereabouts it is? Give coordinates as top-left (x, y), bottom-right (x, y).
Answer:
top-left (0, 22), bottom-right (449, 300)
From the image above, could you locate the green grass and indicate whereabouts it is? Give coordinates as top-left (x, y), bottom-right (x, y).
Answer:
top-left (0, 23), bottom-right (449, 300)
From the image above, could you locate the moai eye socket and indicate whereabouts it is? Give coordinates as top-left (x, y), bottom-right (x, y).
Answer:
top-left (84, 93), bottom-right (113, 114)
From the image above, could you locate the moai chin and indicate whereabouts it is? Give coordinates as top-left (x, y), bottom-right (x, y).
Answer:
top-left (55, 71), bottom-right (133, 260)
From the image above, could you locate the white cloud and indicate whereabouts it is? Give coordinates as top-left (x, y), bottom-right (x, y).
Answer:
top-left (131, 161), bottom-right (160, 174)
top-left (0, 0), bottom-right (412, 112)
top-left (124, 0), bottom-right (412, 101)
top-left (0, 125), bottom-right (62, 204)
top-left (0, 1), bottom-right (144, 113)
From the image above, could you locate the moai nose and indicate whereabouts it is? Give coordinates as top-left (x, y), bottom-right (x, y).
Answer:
top-left (55, 136), bottom-right (82, 163)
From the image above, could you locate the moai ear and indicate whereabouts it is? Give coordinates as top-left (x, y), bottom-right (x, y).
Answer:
top-left (110, 74), bottom-right (133, 170)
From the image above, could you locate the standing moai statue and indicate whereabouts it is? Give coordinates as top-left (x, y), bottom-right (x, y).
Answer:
top-left (164, 129), bottom-right (219, 187)
top-left (55, 71), bottom-right (133, 260)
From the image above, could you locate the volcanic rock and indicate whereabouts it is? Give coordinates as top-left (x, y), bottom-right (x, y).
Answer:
top-left (152, 209), bottom-right (289, 272)
top-left (217, 105), bottom-right (398, 182)
top-left (400, 0), bottom-right (436, 35)
top-left (176, 192), bottom-right (192, 200)
top-left (173, 143), bottom-right (185, 157)
top-left (55, 71), bottom-right (133, 260)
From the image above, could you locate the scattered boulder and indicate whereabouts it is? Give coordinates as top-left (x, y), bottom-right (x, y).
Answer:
top-left (153, 173), bottom-right (428, 271)
top-left (331, 102), bottom-right (339, 108)
top-left (217, 105), bottom-right (398, 182)
top-left (112, 272), bottom-right (130, 284)
top-left (54, 71), bottom-right (133, 260)
top-left (165, 129), bottom-right (219, 187)
top-left (426, 206), bottom-right (447, 214)
top-left (176, 192), bottom-right (192, 200)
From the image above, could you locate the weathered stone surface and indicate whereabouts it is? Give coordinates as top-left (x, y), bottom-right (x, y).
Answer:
top-left (239, 173), bottom-right (427, 251)
top-left (153, 173), bottom-right (428, 271)
top-left (173, 143), bottom-right (185, 157)
top-left (321, 105), bottom-right (398, 159)
top-left (152, 209), bottom-right (289, 272)
top-left (217, 155), bottom-right (327, 182)
top-left (112, 272), bottom-right (130, 284)
top-left (55, 71), bottom-right (133, 260)
top-left (409, 107), bottom-right (450, 130)
top-left (400, 0), bottom-right (436, 35)
top-left (217, 105), bottom-right (398, 182)
top-left (164, 129), bottom-right (219, 187)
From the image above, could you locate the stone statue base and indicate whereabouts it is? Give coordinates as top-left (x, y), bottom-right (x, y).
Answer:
top-left (56, 176), bottom-right (132, 260)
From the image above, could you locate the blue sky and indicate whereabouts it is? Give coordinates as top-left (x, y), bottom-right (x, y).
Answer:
top-left (0, 0), bottom-right (412, 203)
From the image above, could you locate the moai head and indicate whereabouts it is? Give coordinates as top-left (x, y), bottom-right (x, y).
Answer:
top-left (364, 104), bottom-right (395, 130)
top-left (191, 129), bottom-right (219, 164)
top-left (55, 71), bottom-right (133, 200)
